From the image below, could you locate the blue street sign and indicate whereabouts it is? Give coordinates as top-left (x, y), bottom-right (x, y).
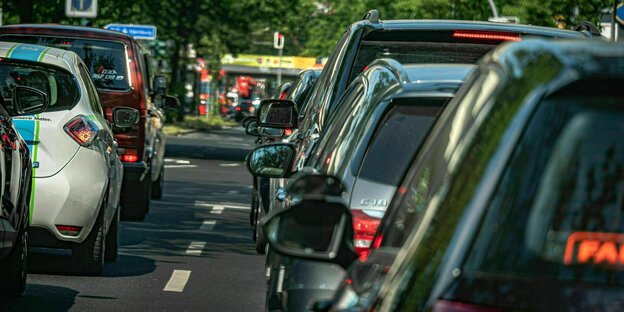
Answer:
top-left (72, 0), bottom-right (93, 11)
top-left (104, 24), bottom-right (157, 40)
top-left (617, 4), bottom-right (624, 25)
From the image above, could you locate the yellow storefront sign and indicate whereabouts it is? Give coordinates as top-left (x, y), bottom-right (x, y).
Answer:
top-left (221, 54), bottom-right (317, 70)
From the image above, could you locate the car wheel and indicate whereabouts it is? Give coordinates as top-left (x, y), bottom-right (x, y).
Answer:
top-left (151, 165), bottom-right (164, 199)
top-left (0, 225), bottom-right (28, 297)
top-left (121, 173), bottom-right (151, 221)
top-left (104, 208), bottom-right (119, 262)
top-left (255, 208), bottom-right (267, 254)
top-left (72, 207), bottom-right (105, 276)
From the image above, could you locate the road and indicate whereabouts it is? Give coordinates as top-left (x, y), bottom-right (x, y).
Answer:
top-left (3, 127), bottom-right (263, 311)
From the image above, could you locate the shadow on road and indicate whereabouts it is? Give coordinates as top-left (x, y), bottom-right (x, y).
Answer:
top-left (28, 253), bottom-right (156, 278)
top-left (0, 284), bottom-right (78, 311)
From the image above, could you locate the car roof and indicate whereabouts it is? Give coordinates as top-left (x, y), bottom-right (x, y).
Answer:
top-left (357, 19), bottom-right (588, 39)
top-left (487, 38), bottom-right (624, 79)
top-left (0, 42), bottom-right (77, 71)
top-left (0, 24), bottom-right (134, 41)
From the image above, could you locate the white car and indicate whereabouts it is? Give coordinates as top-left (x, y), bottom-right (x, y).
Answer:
top-left (0, 42), bottom-right (138, 275)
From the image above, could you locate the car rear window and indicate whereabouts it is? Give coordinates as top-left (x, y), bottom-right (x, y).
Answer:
top-left (450, 84), bottom-right (624, 308)
top-left (1, 35), bottom-right (130, 91)
top-left (0, 60), bottom-right (79, 112)
top-left (358, 99), bottom-right (446, 186)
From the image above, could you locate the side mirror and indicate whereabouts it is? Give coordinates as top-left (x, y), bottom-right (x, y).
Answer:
top-left (112, 106), bottom-right (140, 128)
top-left (245, 120), bottom-right (260, 137)
top-left (262, 174), bottom-right (358, 268)
top-left (241, 116), bottom-right (256, 128)
top-left (258, 127), bottom-right (284, 138)
top-left (246, 143), bottom-right (296, 178)
top-left (154, 75), bottom-right (167, 96)
top-left (163, 95), bottom-right (180, 108)
top-left (11, 86), bottom-right (49, 116)
top-left (258, 99), bottom-right (297, 129)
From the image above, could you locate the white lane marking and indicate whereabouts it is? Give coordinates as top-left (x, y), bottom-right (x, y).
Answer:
top-left (210, 205), bottom-right (224, 214)
top-left (200, 220), bottom-right (216, 231)
top-left (164, 164), bottom-right (198, 169)
top-left (185, 241), bottom-right (206, 255)
top-left (194, 201), bottom-right (250, 210)
top-left (219, 163), bottom-right (241, 167)
top-left (164, 158), bottom-right (191, 164)
top-left (163, 270), bottom-right (191, 292)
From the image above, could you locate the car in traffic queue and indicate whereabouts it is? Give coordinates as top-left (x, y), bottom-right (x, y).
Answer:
top-left (260, 39), bottom-right (624, 311)
top-left (0, 24), bottom-right (180, 220)
top-left (248, 60), bottom-right (473, 311)
top-left (265, 11), bottom-right (595, 244)
top-left (248, 68), bottom-right (322, 254)
top-left (0, 70), bottom-right (54, 296)
top-left (0, 42), bottom-right (137, 276)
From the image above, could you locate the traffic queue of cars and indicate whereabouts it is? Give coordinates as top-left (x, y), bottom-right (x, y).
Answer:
top-left (0, 25), bottom-right (178, 296)
top-left (245, 10), bottom-right (622, 312)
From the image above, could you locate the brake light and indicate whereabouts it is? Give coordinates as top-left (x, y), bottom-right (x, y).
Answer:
top-left (64, 115), bottom-right (98, 146)
top-left (120, 148), bottom-right (139, 163)
top-left (352, 210), bottom-right (381, 261)
top-left (372, 234), bottom-right (383, 249)
top-left (284, 128), bottom-right (293, 136)
top-left (452, 30), bottom-right (521, 42)
top-left (235, 106), bottom-right (242, 111)
top-left (56, 225), bottom-right (82, 236)
top-left (199, 94), bottom-right (208, 100)
top-left (280, 92), bottom-right (287, 100)
top-left (432, 300), bottom-right (502, 312)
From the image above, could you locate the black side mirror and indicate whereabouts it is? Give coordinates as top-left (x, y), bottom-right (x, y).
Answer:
top-left (246, 143), bottom-right (296, 178)
top-left (163, 95), bottom-right (180, 108)
top-left (262, 174), bottom-right (358, 268)
top-left (258, 127), bottom-right (284, 138)
top-left (245, 120), bottom-right (260, 137)
top-left (154, 75), bottom-right (167, 96)
top-left (10, 86), bottom-right (49, 116)
top-left (241, 116), bottom-right (256, 128)
top-left (112, 106), bottom-right (140, 128)
top-left (258, 99), bottom-right (297, 129)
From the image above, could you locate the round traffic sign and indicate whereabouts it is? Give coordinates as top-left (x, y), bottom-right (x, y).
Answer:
top-left (72, 0), bottom-right (93, 11)
top-left (617, 3), bottom-right (624, 25)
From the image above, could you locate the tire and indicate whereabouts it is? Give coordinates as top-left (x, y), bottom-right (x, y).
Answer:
top-left (104, 209), bottom-right (119, 262)
top-left (72, 207), bottom-right (105, 276)
top-left (121, 174), bottom-right (151, 221)
top-left (255, 208), bottom-right (267, 254)
top-left (0, 226), bottom-right (28, 297)
top-left (151, 165), bottom-right (164, 199)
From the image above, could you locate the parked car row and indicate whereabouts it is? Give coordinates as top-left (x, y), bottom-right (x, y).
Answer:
top-left (244, 10), bottom-right (619, 312)
top-left (0, 25), bottom-right (179, 296)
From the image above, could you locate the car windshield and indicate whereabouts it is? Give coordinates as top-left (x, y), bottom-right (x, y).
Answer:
top-left (450, 85), bottom-right (624, 308)
top-left (0, 60), bottom-right (79, 112)
top-left (1, 36), bottom-right (130, 91)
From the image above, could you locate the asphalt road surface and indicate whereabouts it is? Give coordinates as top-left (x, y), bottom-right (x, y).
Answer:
top-left (2, 127), bottom-right (263, 311)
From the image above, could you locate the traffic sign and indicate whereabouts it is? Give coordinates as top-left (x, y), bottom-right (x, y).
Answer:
top-left (617, 3), bottom-right (624, 25)
top-left (273, 32), bottom-right (284, 50)
top-left (66, 0), bottom-right (98, 18)
top-left (104, 24), bottom-right (157, 40)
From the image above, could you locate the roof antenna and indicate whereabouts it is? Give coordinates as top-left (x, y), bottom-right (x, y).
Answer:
top-left (364, 9), bottom-right (380, 24)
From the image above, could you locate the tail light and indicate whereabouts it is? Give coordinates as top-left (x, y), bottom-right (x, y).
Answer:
top-left (433, 300), bottom-right (502, 312)
top-left (452, 30), bottom-right (521, 42)
top-left (199, 94), bottom-right (208, 100)
top-left (235, 106), bottom-right (242, 111)
top-left (56, 225), bottom-right (82, 236)
top-left (64, 115), bottom-right (98, 146)
top-left (352, 210), bottom-right (381, 261)
top-left (284, 128), bottom-right (293, 136)
top-left (279, 92), bottom-right (287, 100)
top-left (120, 148), bottom-right (139, 163)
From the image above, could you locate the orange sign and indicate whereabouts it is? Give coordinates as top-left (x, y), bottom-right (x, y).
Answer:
top-left (564, 232), bottom-right (624, 266)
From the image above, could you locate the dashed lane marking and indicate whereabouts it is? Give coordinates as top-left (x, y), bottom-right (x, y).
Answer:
top-left (219, 163), bottom-right (241, 167)
top-left (163, 270), bottom-right (191, 292)
top-left (195, 201), bottom-right (250, 210)
top-left (210, 205), bottom-right (224, 214)
top-left (164, 164), bottom-right (198, 169)
top-left (200, 220), bottom-right (216, 231)
top-left (164, 158), bottom-right (191, 164)
top-left (185, 241), bottom-right (206, 255)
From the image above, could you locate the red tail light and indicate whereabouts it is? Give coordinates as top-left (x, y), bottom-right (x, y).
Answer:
top-left (56, 225), bottom-right (82, 236)
top-left (433, 300), bottom-right (502, 312)
top-left (199, 94), bottom-right (208, 100)
top-left (279, 92), bottom-right (287, 100)
top-left (284, 128), bottom-right (293, 136)
top-left (352, 210), bottom-right (381, 261)
top-left (235, 106), bottom-right (242, 111)
top-left (120, 148), bottom-right (139, 163)
top-left (452, 30), bottom-right (521, 42)
top-left (64, 115), bottom-right (98, 146)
